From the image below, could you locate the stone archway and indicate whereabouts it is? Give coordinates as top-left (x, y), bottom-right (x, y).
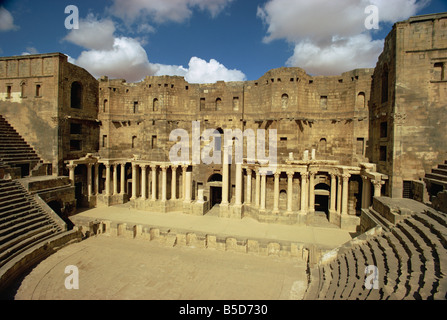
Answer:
top-left (208, 173), bottom-right (222, 207)
top-left (314, 183), bottom-right (330, 217)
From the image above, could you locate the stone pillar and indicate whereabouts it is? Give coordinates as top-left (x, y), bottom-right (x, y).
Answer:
top-left (87, 163), bottom-right (93, 197)
top-left (260, 171), bottom-right (267, 211)
top-left (300, 172), bottom-right (308, 214)
top-left (342, 173), bottom-right (351, 215)
top-left (245, 169), bottom-right (252, 205)
top-left (362, 176), bottom-right (372, 209)
top-left (373, 180), bottom-right (382, 198)
top-left (184, 169), bottom-right (192, 203)
top-left (120, 163), bottom-right (126, 195)
top-left (337, 174), bottom-right (342, 214)
top-left (255, 170), bottom-right (261, 207)
top-left (141, 165), bottom-right (147, 199)
top-left (68, 164), bottom-right (76, 187)
top-left (171, 165), bottom-right (178, 200)
top-left (105, 163), bottom-right (111, 196)
top-left (273, 171), bottom-right (280, 213)
top-left (235, 163), bottom-right (242, 206)
top-left (151, 165), bottom-right (157, 201)
top-left (330, 173), bottom-right (337, 212)
top-left (287, 171), bottom-right (294, 213)
top-left (221, 162), bottom-right (229, 205)
top-left (112, 164), bottom-right (118, 195)
top-left (308, 172), bottom-right (315, 212)
top-left (94, 163), bottom-right (99, 195)
top-left (161, 165), bottom-right (167, 201)
top-left (131, 163), bottom-right (138, 200)
top-left (181, 165), bottom-right (187, 200)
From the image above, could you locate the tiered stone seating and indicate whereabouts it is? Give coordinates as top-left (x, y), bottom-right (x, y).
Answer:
top-left (425, 160), bottom-right (447, 195)
top-left (0, 179), bottom-right (63, 270)
top-left (304, 208), bottom-right (447, 300)
top-left (0, 115), bottom-right (41, 172)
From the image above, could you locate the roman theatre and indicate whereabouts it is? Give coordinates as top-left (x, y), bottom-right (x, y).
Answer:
top-left (1, 12), bottom-right (447, 300)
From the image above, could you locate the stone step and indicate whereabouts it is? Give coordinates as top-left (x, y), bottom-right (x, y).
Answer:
top-left (384, 231), bottom-right (412, 299)
top-left (367, 240), bottom-right (387, 299)
top-left (333, 253), bottom-right (350, 299)
top-left (0, 227), bottom-right (58, 269)
top-left (391, 226), bottom-right (422, 300)
top-left (0, 221), bottom-right (56, 255)
top-left (347, 246), bottom-right (369, 300)
top-left (397, 221), bottom-right (437, 299)
top-left (0, 209), bottom-right (43, 230)
top-left (432, 168), bottom-right (447, 176)
top-left (323, 260), bottom-right (341, 299)
top-left (318, 263), bottom-right (334, 299)
top-left (426, 173), bottom-right (447, 182)
top-left (338, 250), bottom-right (359, 299)
top-left (0, 214), bottom-right (50, 239)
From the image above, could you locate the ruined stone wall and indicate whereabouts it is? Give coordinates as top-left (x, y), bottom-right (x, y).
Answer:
top-left (369, 13), bottom-right (447, 197)
top-left (0, 53), bottom-right (61, 172)
top-left (99, 67), bottom-right (372, 167)
top-left (0, 53), bottom-right (99, 175)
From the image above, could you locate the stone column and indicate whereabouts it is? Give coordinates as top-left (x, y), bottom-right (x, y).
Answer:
top-left (161, 165), bottom-right (167, 201)
top-left (94, 163), bottom-right (99, 195)
top-left (273, 171), bottom-right (280, 213)
top-left (342, 173), bottom-right (351, 215)
top-left (300, 172), bottom-right (308, 214)
top-left (171, 165), bottom-right (178, 200)
top-left (260, 171), bottom-right (267, 211)
top-left (330, 173), bottom-right (337, 212)
top-left (68, 163), bottom-right (77, 187)
top-left (337, 174), bottom-right (342, 214)
top-left (120, 163), bottom-right (126, 195)
top-left (287, 171), bottom-right (294, 213)
top-left (235, 163), bottom-right (242, 206)
top-left (105, 163), bottom-right (111, 196)
top-left (181, 165), bottom-right (187, 200)
top-left (151, 165), bottom-right (157, 201)
top-left (141, 165), bottom-right (147, 199)
top-left (255, 170), bottom-right (260, 207)
top-left (373, 180), bottom-right (382, 198)
top-left (112, 164), bottom-right (118, 195)
top-left (184, 169), bottom-right (192, 203)
top-left (308, 172), bottom-right (315, 212)
top-left (131, 163), bottom-right (138, 200)
top-left (221, 162), bottom-right (229, 205)
top-left (87, 163), bottom-right (93, 197)
top-left (245, 169), bottom-right (252, 205)
top-left (361, 176), bottom-right (371, 209)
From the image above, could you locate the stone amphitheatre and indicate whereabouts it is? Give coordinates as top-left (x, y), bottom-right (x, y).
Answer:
top-left (1, 12), bottom-right (447, 300)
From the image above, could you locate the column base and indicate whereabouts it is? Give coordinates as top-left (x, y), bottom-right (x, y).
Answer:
top-left (340, 214), bottom-right (361, 232)
top-left (329, 209), bottom-right (341, 227)
top-left (219, 204), bottom-right (242, 219)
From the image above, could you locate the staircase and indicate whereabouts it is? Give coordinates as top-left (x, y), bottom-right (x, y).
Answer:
top-left (0, 115), bottom-right (42, 176)
top-left (424, 160), bottom-right (447, 199)
top-left (0, 179), bottom-right (64, 270)
top-left (303, 207), bottom-right (447, 300)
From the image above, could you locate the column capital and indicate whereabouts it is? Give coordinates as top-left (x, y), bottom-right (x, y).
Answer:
top-left (274, 171), bottom-right (281, 178)
top-left (104, 163), bottom-right (111, 169)
top-left (301, 172), bottom-right (309, 179)
top-left (286, 171), bottom-right (295, 178)
top-left (372, 180), bottom-right (384, 187)
top-left (86, 162), bottom-right (93, 168)
top-left (160, 164), bottom-right (168, 171)
top-left (67, 163), bottom-right (77, 170)
top-left (342, 173), bottom-right (351, 180)
top-left (246, 168), bottom-right (252, 175)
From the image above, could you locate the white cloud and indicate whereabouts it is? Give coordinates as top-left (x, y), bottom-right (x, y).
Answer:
top-left (64, 14), bottom-right (116, 50)
top-left (74, 37), bottom-right (157, 82)
top-left (0, 7), bottom-right (18, 32)
top-left (183, 57), bottom-right (246, 83)
top-left (108, 0), bottom-right (234, 25)
top-left (286, 35), bottom-right (384, 75)
top-left (258, 0), bottom-right (428, 75)
top-left (21, 47), bottom-right (39, 56)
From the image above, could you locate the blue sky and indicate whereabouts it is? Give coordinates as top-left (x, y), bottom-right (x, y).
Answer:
top-left (1, 0), bottom-right (446, 83)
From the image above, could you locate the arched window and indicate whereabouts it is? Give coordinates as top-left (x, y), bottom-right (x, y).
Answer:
top-left (215, 98), bottom-right (222, 111)
top-left (35, 84), bottom-right (41, 97)
top-left (132, 136), bottom-right (137, 148)
top-left (20, 81), bottom-right (26, 98)
top-left (281, 94), bottom-right (289, 109)
top-left (103, 99), bottom-right (108, 112)
top-left (153, 98), bottom-right (159, 111)
top-left (357, 92), bottom-right (366, 109)
top-left (319, 138), bottom-right (327, 154)
top-left (233, 97), bottom-right (239, 111)
top-left (71, 81), bottom-right (82, 109)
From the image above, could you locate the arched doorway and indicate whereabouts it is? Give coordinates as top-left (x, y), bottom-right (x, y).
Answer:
top-left (314, 183), bottom-right (330, 217)
top-left (208, 173), bottom-right (222, 207)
